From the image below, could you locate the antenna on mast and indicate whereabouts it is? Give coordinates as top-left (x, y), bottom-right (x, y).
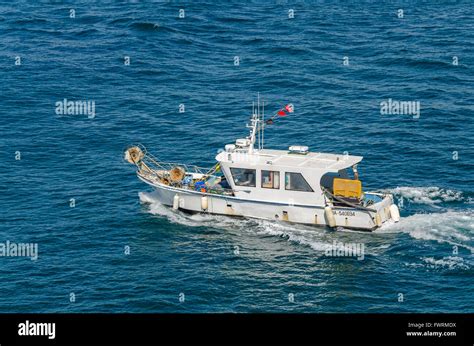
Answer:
top-left (262, 99), bottom-right (264, 150)
top-left (249, 93), bottom-right (265, 153)
top-left (257, 93), bottom-right (261, 150)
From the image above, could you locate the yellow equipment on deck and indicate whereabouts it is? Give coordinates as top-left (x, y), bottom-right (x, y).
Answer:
top-left (333, 178), bottom-right (362, 200)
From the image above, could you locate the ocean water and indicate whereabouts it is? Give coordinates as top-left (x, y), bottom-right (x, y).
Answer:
top-left (0, 1), bottom-right (473, 313)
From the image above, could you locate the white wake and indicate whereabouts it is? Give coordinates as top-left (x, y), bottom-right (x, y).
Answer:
top-left (140, 188), bottom-right (474, 255)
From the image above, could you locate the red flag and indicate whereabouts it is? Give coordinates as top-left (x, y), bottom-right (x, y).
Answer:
top-left (285, 104), bottom-right (294, 113)
top-left (277, 109), bottom-right (287, 116)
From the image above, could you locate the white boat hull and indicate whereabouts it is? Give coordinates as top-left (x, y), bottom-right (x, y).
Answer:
top-left (139, 175), bottom-right (394, 231)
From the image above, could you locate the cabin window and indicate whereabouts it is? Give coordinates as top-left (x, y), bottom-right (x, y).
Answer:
top-left (261, 170), bottom-right (280, 189)
top-left (230, 168), bottom-right (256, 187)
top-left (285, 172), bottom-right (313, 192)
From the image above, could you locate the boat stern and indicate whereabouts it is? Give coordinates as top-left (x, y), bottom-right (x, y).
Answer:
top-left (366, 192), bottom-right (400, 228)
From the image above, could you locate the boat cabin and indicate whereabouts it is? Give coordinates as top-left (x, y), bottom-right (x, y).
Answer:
top-left (216, 144), bottom-right (363, 206)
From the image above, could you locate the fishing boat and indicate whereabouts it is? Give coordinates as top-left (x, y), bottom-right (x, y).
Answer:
top-left (125, 97), bottom-right (400, 231)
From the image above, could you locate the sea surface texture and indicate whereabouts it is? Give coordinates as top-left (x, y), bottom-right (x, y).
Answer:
top-left (0, 1), bottom-right (473, 312)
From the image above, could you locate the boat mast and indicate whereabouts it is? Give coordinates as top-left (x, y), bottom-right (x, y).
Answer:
top-left (257, 94), bottom-right (261, 150)
top-left (262, 98), bottom-right (264, 150)
top-left (248, 93), bottom-right (266, 154)
top-left (248, 94), bottom-right (259, 154)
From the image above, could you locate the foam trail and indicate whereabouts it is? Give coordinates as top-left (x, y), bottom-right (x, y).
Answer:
top-left (382, 186), bottom-right (465, 206)
top-left (252, 220), bottom-right (331, 252)
top-left (139, 191), bottom-right (335, 253)
top-left (139, 191), bottom-right (205, 227)
top-left (140, 191), bottom-right (473, 255)
top-left (421, 256), bottom-right (470, 270)
top-left (138, 191), bottom-right (155, 204)
top-left (379, 210), bottom-right (474, 253)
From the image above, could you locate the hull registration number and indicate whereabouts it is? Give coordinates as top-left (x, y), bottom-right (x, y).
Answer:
top-left (334, 210), bottom-right (356, 217)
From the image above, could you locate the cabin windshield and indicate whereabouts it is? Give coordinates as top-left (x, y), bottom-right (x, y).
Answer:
top-left (285, 172), bottom-right (313, 192)
top-left (230, 168), bottom-right (256, 187)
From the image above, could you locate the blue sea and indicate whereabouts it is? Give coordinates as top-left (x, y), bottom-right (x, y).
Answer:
top-left (1, 1), bottom-right (473, 313)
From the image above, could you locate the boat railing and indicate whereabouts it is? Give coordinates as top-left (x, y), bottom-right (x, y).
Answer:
top-left (133, 144), bottom-right (234, 196)
top-left (134, 143), bottom-right (210, 175)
